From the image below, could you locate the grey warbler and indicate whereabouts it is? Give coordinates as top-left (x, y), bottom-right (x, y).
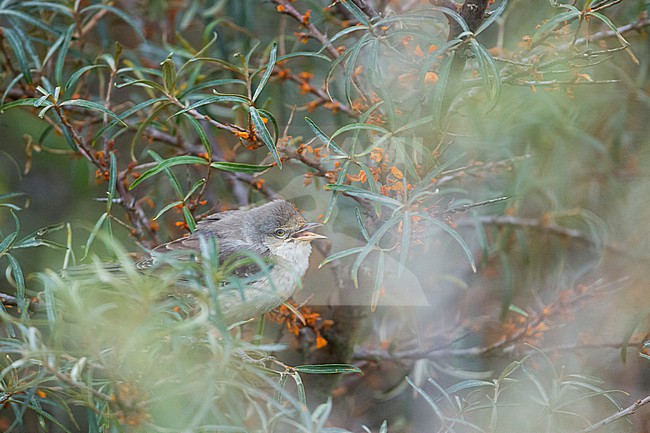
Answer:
top-left (138, 199), bottom-right (326, 323)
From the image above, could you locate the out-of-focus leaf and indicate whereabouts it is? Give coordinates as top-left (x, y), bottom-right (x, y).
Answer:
top-left (1, 27), bottom-right (31, 84)
top-left (290, 372), bottom-right (306, 405)
top-left (430, 6), bottom-right (470, 33)
top-left (81, 4), bottom-right (146, 41)
top-left (445, 380), bottom-right (493, 395)
top-left (250, 106), bottom-right (281, 168)
top-left (5, 254), bottom-right (25, 314)
top-left (432, 51), bottom-right (455, 127)
top-left (398, 211), bottom-right (411, 278)
top-left (129, 156), bottom-right (209, 190)
top-left (0, 9), bottom-right (57, 34)
top-left (371, 250), bottom-right (385, 311)
top-left (295, 364), bottom-right (362, 374)
top-left (252, 42), bottom-right (277, 102)
top-left (532, 8), bottom-right (580, 42)
top-left (469, 39), bottom-right (501, 109)
top-left (55, 24), bottom-right (75, 86)
top-left (415, 213), bottom-right (477, 272)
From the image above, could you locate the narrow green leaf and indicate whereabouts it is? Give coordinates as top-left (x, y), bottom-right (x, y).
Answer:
top-left (290, 372), bottom-right (307, 405)
top-left (59, 99), bottom-right (126, 125)
top-left (430, 6), bottom-right (470, 33)
top-left (250, 106), bottom-right (281, 168)
top-left (351, 215), bottom-right (401, 287)
top-left (182, 113), bottom-right (211, 158)
top-left (183, 178), bottom-right (206, 202)
top-left (253, 42), bottom-right (277, 102)
top-left (532, 9), bottom-right (580, 42)
top-left (294, 364), bottom-right (362, 375)
top-left (107, 151), bottom-right (117, 212)
top-left (257, 108), bottom-right (280, 152)
top-left (324, 160), bottom-right (350, 224)
top-left (469, 39), bottom-right (501, 109)
top-left (1, 73), bottom-right (26, 107)
top-left (0, 10), bottom-right (57, 34)
top-left (324, 184), bottom-right (402, 208)
top-left (319, 247), bottom-right (365, 269)
top-left (182, 206), bottom-right (196, 232)
top-left (416, 213), bottom-right (477, 273)
top-left (275, 51), bottom-right (331, 63)
top-left (339, 0), bottom-right (371, 27)
top-left (116, 78), bottom-right (166, 93)
top-left (371, 251), bottom-right (385, 311)
top-left (330, 122), bottom-right (389, 141)
top-left (432, 51), bottom-right (455, 128)
top-left (355, 207), bottom-right (370, 241)
top-left (64, 64), bottom-right (109, 92)
top-left (82, 212), bottom-right (108, 260)
top-left (305, 117), bottom-right (346, 156)
top-left (129, 156), bottom-right (209, 190)
top-left (210, 161), bottom-right (273, 174)
top-left (5, 254), bottom-right (25, 314)
top-left (1, 28), bottom-right (31, 84)
top-left (476, 0), bottom-right (509, 35)
top-left (154, 201), bottom-right (183, 220)
top-left (55, 24), bottom-right (75, 86)
top-left (357, 161), bottom-right (381, 216)
top-left (398, 211), bottom-right (411, 278)
top-left (171, 94), bottom-right (249, 118)
top-left (161, 56), bottom-right (177, 94)
top-left (81, 4), bottom-right (146, 41)
top-left (0, 98), bottom-right (40, 112)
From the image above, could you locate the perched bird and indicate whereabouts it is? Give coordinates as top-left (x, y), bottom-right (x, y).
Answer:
top-left (137, 199), bottom-right (326, 323)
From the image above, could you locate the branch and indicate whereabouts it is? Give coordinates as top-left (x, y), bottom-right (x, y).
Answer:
top-left (270, 0), bottom-right (340, 59)
top-left (576, 394), bottom-right (650, 432)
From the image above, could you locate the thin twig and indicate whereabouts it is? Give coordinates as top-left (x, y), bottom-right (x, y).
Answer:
top-left (270, 0), bottom-right (340, 59)
top-left (576, 394), bottom-right (650, 432)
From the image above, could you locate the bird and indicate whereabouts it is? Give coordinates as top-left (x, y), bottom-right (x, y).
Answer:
top-left (136, 199), bottom-right (326, 323)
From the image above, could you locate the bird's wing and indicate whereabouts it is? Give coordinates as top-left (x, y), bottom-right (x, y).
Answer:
top-left (138, 215), bottom-right (272, 279)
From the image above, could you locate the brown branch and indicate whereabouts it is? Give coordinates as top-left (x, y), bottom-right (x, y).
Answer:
top-left (352, 278), bottom-right (625, 362)
top-left (270, 0), bottom-right (340, 59)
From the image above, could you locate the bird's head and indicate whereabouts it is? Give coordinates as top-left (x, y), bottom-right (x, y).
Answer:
top-left (247, 200), bottom-right (326, 261)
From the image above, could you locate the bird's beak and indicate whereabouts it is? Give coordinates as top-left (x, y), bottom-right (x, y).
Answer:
top-left (292, 222), bottom-right (327, 242)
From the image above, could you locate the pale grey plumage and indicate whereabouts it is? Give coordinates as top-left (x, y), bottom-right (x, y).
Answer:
top-left (138, 199), bottom-right (325, 322)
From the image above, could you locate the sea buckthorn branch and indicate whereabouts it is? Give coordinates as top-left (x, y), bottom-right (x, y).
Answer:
top-left (270, 0), bottom-right (341, 59)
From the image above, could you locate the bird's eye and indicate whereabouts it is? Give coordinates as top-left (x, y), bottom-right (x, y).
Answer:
top-left (274, 228), bottom-right (287, 238)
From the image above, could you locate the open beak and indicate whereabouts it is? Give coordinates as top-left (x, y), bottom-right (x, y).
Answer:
top-left (292, 222), bottom-right (327, 242)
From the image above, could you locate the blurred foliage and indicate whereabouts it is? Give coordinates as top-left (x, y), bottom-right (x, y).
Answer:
top-left (0, 0), bottom-right (650, 432)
